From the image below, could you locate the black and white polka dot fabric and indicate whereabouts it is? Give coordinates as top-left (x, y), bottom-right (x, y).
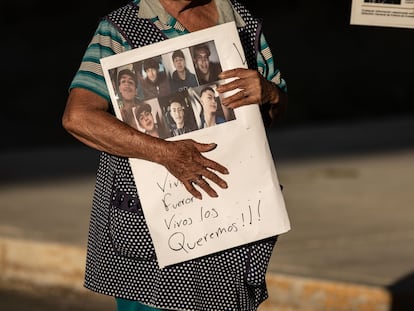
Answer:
top-left (84, 1), bottom-right (278, 310)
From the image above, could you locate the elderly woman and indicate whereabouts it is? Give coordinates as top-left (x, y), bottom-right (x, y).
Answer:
top-left (62, 0), bottom-right (288, 310)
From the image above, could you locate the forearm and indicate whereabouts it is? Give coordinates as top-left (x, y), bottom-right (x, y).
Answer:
top-left (62, 88), bottom-right (168, 163)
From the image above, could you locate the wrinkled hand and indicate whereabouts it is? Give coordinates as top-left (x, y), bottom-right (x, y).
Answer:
top-left (160, 139), bottom-right (229, 200)
top-left (217, 68), bottom-right (280, 109)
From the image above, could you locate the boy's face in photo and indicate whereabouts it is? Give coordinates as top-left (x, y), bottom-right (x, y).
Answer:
top-left (146, 67), bottom-right (158, 82)
top-left (138, 110), bottom-right (155, 131)
top-left (173, 56), bottom-right (186, 73)
top-left (170, 101), bottom-right (185, 126)
top-left (200, 89), bottom-right (217, 113)
top-left (195, 50), bottom-right (210, 74)
top-left (119, 74), bottom-right (136, 101)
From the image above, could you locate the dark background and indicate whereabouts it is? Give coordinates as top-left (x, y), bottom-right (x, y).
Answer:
top-left (1, 0), bottom-right (413, 151)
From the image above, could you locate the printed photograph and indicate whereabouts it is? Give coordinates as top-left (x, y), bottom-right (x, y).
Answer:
top-left (162, 48), bottom-right (199, 93)
top-left (107, 39), bottom-right (234, 138)
top-left (187, 84), bottom-right (236, 129)
top-left (158, 90), bottom-right (199, 137)
top-left (190, 41), bottom-right (223, 86)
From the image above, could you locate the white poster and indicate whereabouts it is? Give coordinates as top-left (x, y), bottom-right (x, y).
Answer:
top-left (351, 0), bottom-right (414, 29)
top-left (100, 22), bottom-right (290, 268)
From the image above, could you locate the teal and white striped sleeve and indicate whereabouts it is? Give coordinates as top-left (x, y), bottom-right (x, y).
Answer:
top-left (69, 19), bottom-right (132, 101)
top-left (256, 33), bottom-right (287, 93)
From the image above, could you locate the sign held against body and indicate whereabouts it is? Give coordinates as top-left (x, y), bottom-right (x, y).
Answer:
top-left (101, 22), bottom-right (291, 268)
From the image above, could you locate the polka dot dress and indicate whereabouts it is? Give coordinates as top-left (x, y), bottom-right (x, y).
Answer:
top-left (84, 2), bottom-right (278, 310)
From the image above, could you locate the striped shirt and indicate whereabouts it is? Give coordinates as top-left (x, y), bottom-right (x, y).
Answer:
top-left (70, 0), bottom-right (287, 102)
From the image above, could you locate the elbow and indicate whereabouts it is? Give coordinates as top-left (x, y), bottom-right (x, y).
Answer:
top-left (62, 88), bottom-right (109, 144)
top-left (62, 107), bottom-right (82, 138)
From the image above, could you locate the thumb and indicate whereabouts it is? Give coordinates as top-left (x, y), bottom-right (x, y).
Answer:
top-left (194, 142), bottom-right (217, 153)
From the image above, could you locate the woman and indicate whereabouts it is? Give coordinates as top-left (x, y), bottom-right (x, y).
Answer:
top-left (62, 0), bottom-right (288, 310)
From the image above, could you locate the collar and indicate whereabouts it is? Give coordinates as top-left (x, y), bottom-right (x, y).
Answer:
top-left (137, 0), bottom-right (246, 28)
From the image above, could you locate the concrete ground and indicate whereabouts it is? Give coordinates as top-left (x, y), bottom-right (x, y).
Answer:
top-left (1, 116), bottom-right (414, 310)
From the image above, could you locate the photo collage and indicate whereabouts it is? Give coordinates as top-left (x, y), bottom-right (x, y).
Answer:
top-left (109, 40), bottom-right (237, 139)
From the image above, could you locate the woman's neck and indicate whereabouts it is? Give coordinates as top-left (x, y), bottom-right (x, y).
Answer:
top-left (160, 0), bottom-right (218, 32)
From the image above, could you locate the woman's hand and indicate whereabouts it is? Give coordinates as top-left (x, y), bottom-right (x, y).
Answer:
top-left (217, 68), bottom-right (286, 113)
top-left (159, 139), bottom-right (229, 200)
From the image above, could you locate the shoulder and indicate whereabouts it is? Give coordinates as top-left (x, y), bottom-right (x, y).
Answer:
top-left (85, 18), bottom-right (132, 57)
top-left (229, 0), bottom-right (258, 21)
